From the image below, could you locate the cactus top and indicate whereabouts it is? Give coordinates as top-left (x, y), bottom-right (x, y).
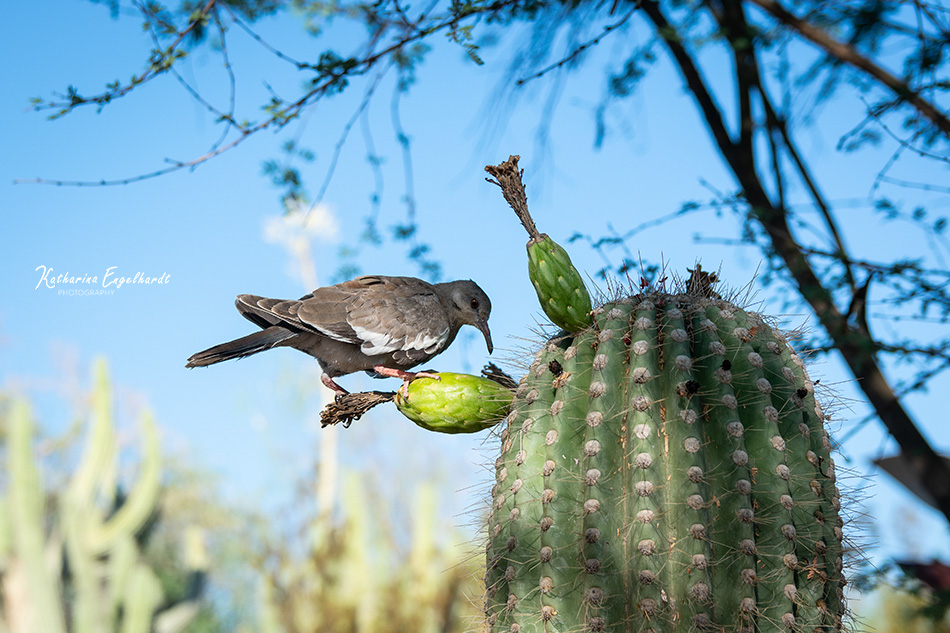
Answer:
top-left (486, 291), bottom-right (845, 633)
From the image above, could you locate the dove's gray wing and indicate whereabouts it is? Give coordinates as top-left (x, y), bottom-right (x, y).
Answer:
top-left (236, 276), bottom-right (452, 364)
top-left (335, 276), bottom-right (452, 362)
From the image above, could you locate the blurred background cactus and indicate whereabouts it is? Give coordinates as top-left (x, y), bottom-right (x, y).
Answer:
top-left (254, 476), bottom-right (484, 633)
top-left (0, 357), bottom-right (486, 633)
top-left (0, 360), bottom-right (208, 633)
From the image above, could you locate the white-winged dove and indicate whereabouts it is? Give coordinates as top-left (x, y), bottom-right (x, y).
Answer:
top-left (186, 275), bottom-right (492, 394)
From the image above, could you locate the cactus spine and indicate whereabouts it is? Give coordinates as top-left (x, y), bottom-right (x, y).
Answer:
top-left (485, 294), bottom-right (845, 633)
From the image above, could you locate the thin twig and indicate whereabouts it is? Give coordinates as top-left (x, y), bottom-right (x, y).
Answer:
top-left (876, 175), bottom-right (950, 194)
top-left (139, 1), bottom-right (238, 153)
top-left (34, 0), bottom-right (219, 115)
top-left (859, 96), bottom-right (950, 165)
top-left (19, 0), bottom-right (522, 187)
top-left (211, 8), bottom-right (239, 152)
top-left (313, 66), bottom-right (390, 208)
top-left (224, 4), bottom-right (310, 69)
top-left (760, 74), bottom-right (858, 295)
top-left (516, 5), bottom-right (638, 86)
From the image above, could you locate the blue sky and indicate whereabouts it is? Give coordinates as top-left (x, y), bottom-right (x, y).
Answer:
top-left (3, 0), bottom-right (949, 570)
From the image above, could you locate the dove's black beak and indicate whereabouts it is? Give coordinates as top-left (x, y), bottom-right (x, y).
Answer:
top-left (476, 318), bottom-right (493, 354)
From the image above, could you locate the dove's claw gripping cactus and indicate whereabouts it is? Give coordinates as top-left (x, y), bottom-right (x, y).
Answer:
top-left (527, 234), bottom-right (593, 332)
top-left (485, 294), bottom-right (845, 633)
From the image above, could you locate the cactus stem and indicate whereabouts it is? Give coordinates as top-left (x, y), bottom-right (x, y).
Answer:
top-left (488, 291), bottom-right (846, 633)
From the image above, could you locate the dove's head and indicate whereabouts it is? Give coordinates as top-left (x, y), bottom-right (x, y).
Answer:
top-left (441, 280), bottom-right (493, 354)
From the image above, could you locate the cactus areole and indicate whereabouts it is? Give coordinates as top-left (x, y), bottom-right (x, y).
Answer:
top-left (485, 292), bottom-right (845, 633)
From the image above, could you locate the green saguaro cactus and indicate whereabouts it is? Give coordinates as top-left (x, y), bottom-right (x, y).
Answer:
top-left (483, 292), bottom-right (845, 633)
top-left (480, 157), bottom-right (845, 633)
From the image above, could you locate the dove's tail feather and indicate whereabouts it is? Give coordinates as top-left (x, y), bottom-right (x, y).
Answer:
top-left (186, 327), bottom-right (296, 368)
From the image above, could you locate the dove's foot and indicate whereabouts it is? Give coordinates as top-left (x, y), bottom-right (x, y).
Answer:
top-left (321, 373), bottom-right (349, 395)
top-left (372, 366), bottom-right (440, 398)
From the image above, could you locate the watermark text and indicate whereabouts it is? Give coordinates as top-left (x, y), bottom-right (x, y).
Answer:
top-left (35, 265), bottom-right (170, 296)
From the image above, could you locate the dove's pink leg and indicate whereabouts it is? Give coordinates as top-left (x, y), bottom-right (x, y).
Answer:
top-left (372, 366), bottom-right (440, 398)
top-left (321, 373), bottom-right (349, 395)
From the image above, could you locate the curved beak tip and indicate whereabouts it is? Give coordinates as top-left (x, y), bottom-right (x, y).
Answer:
top-left (478, 320), bottom-right (493, 355)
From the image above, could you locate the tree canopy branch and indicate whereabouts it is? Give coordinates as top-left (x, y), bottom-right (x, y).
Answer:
top-left (748, 0), bottom-right (950, 137)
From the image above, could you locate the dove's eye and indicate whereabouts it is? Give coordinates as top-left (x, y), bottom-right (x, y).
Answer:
top-left (470, 298), bottom-right (480, 310)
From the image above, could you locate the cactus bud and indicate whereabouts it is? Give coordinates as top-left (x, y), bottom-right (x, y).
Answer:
top-left (527, 234), bottom-right (593, 331)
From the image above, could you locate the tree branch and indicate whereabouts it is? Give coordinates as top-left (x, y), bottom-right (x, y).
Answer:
top-left (723, 5), bottom-right (859, 296)
top-left (747, 0), bottom-right (950, 138)
top-left (19, 0), bottom-right (523, 187)
top-left (33, 0), bottom-right (219, 117)
top-left (760, 96), bottom-right (857, 294)
top-left (709, 1), bottom-right (756, 159)
top-left (641, 1), bottom-right (737, 160)
top-left (516, 5), bottom-right (638, 86)
top-left (648, 0), bottom-right (950, 524)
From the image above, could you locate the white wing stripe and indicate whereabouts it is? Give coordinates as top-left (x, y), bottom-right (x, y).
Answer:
top-left (352, 323), bottom-right (449, 355)
top-left (310, 323), bottom-right (360, 344)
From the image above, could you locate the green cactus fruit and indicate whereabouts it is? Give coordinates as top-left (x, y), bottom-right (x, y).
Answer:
top-left (485, 293), bottom-right (845, 633)
top-left (527, 234), bottom-right (593, 332)
top-left (395, 373), bottom-right (513, 434)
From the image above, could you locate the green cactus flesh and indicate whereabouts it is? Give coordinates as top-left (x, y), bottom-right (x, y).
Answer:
top-left (527, 235), bottom-right (593, 332)
top-left (485, 293), bottom-right (845, 633)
